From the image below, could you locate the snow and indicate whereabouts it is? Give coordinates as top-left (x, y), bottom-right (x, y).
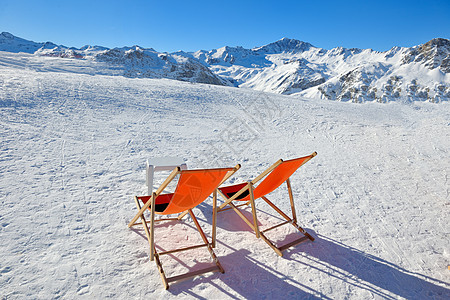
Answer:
top-left (2, 32), bottom-right (449, 102)
top-left (0, 52), bottom-right (449, 299)
top-left (192, 39), bottom-right (449, 102)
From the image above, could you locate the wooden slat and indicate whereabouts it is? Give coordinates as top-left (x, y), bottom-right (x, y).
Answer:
top-left (278, 236), bottom-right (310, 252)
top-left (217, 201), bottom-right (250, 212)
top-left (217, 189), bottom-right (229, 210)
top-left (130, 217), bottom-right (179, 227)
top-left (261, 220), bottom-right (290, 233)
top-left (159, 243), bottom-right (208, 256)
top-left (155, 217), bottom-right (179, 222)
top-left (179, 167), bottom-right (235, 173)
top-left (166, 265), bottom-right (220, 283)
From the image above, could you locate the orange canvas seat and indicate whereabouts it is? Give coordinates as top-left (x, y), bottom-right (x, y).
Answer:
top-left (128, 165), bottom-right (240, 289)
top-left (218, 153), bottom-right (317, 256)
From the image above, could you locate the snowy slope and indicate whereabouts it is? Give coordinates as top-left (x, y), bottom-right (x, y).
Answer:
top-left (0, 52), bottom-right (449, 299)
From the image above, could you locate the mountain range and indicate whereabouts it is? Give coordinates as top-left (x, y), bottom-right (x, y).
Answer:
top-left (1, 31), bottom-right (449, 103)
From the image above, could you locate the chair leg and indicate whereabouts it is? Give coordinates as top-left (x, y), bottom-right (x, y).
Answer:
top-left (134, 197), bottom-right (154, 257)
top-left (134, 195), bottom-right (172, 288)
top-left (248, 182), bottom-right (261, 238)
top-left (286, 179), bottom-right (297, 223)
top-left (149, 192), bottom-right (156, 261)
top-left (154, 252), bottom-right (169, 289)
top-left (212, 189), bottom-right (217, 248)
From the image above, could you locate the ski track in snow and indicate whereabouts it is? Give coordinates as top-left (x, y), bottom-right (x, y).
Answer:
top-left (0, 55), bottom-right (449, 299)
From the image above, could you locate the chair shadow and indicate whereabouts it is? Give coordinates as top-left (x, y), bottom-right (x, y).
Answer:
top-left (130, 215), bottom-right (326, 298)
top-left (168, 248), bottom-right (329, 299)
top-left (284, 231), bottom-right (450, 299)
top-left (129, 200), bottom-right (449, 298)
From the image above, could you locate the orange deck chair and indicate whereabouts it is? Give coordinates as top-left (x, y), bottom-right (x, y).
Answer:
top-left (128, 165), bottom-right (240, 289)
top-left (217, 153), bottom-right (317, 256)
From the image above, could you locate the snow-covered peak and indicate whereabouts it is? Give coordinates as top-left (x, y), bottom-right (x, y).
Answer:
top-left (94, 46), bottom-right (229, 85)
top-left (1, 31), bottom-right (14, 39)
top-left (402, 38), bottom-right (450, 73)
top-left (0, 32), bottom-right (82, 57)
top-left (0, 31), bottom-right (43, 53)
top-left (0, 32), bottom-right (448, 103)
top-left (79, 45), bottom-right (109, 52)
top-left (111, 45), bottom-right (157, 53)
top-left (422, 38), bottom-right (450, 49)
top-left (325, 46), bottom-right (364, 58)
top-left (193, 45), bottom-right (269, 68)
top-left (253, 37), bottom-right (315, 54)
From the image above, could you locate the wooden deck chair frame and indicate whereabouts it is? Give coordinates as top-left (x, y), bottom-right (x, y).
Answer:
top-left (217, 152), bottom-right (317, 256)
top-left (128, 165), bottom-right (240, 289)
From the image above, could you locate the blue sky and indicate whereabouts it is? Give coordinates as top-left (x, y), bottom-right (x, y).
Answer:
top-left (0, 0), bottom-right (449, 52)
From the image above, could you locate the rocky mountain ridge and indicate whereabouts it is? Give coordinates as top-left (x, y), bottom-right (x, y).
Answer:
top-left (1, 32), bottom-right (448, 102)
top-left (0, 32), bottom-right (226, 85)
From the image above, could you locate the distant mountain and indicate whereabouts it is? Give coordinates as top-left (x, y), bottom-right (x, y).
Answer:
top-left (0, 32), bottom-right (226, 85)
top-left (192, 37), bottom-right (449, 102)
top-left (0, 31), bottom-right (50, 53)
top-left (295, 39), bottom-right (450, 103)
top-left (402, 38), bottom-right (450, 72)
top-left (94, 46), bottom-right (227, 85)
top-left (1, 32), bottom-right (449, 102)
top-left (0, 32), bottom-right (106, 58)
top-left (253, 37), bottom-right (314, 54)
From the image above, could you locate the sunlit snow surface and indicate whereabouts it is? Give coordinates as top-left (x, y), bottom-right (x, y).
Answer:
top-left (1, 52), bottom-right (449, 299)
